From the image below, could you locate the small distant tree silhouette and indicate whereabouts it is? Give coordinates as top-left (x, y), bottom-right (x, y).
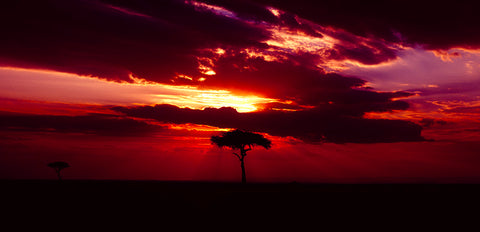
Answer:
top-left (47, 161), bottom-right (70, 181)
top-left (211, 129), bottom-right (271, 184)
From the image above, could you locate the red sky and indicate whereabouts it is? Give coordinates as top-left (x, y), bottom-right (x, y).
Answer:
top-left (1, 0), bottom-right (479, 182)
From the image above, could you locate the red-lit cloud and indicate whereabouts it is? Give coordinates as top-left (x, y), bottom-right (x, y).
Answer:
top-left (0, 0), bottom-right (423, 142)
top-left (246, 0), bottom-right (480, 50)
top-left (2, 0), bottom-right (479, 140)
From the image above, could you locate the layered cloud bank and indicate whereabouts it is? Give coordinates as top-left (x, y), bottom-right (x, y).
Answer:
top-left (112, 104), bottom-right (424, 143)
top-left (1, 0), bottom-right (479, 144)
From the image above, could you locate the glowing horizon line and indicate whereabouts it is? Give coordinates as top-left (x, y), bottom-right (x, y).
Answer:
top-left (0, 66), bottom-right (279, 113)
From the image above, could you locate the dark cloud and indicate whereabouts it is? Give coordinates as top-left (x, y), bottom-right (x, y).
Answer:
top-left (0, 112), bottom-right (162, 136)
top-left (202, 52), bottom-right (363, 101)
top-left (408, 81), bottom-right (480, 96)
top-left (0, 0), bottom-right (269, 82)
top-left (257, 102), bottom-right (308, 111)
top-left (198, 0), bottom-right (279, 23)
top-left (419, 118), bottom-right (448, 128)
top-left (2, 0), bottom-right (471, 95)
top-left (254, 0), bottom-right (480, 49)
top-left (196, 0), bottom-right (324, 37)
top-left (330, 43), bottom-right (397, 65)
top-left (444, 106), bottom-right (480, 114)
top-left (113, 104), bottom-right (424, 143)
top-left (0, 0), bottom-right (402, 85)
top-left (0, 0), bottom-right (422, 144)
top-left (201, 51), bottom-right (411, 110)
top-left (200, 0), bottom-right (399, 64)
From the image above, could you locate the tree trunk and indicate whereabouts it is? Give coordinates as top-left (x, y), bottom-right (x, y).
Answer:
top-left (239, 148), bottom-right (248, 184)
top-left (56, 169), bottom-right (62, 181)
top-left (240, 158), bottom-right (246, 184)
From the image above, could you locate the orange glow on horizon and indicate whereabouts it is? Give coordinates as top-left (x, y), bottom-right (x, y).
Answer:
top-left (162, 123), bottom-right (231, 132)
top-left (0, 66), bottom-right (278, 113)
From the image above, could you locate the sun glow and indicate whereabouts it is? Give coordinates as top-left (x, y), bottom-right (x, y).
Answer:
top-left (163, 123), bottom-right (231, 132)
top-left (152, 91), bottom-right (276, 112)
top-left (0, 66), bottom-right (277, 113)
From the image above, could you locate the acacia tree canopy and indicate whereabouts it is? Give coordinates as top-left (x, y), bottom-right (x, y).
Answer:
top-left (211, 129), bottom-right (271, 151)
top-left (48, 161), bottom-right (70, 170)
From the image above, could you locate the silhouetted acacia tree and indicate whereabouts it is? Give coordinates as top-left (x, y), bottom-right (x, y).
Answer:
top-left (47, 161), bottom-right (70, 181)
top-left (211, 129), bottom-right (271, 184)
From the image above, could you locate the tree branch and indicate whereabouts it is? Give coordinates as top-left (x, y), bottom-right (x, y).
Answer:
top-left (232, 152), bottom-right (241, 160)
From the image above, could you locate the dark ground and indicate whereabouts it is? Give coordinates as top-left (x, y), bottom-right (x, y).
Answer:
top-left (1, 180), bottom-right (479, 229)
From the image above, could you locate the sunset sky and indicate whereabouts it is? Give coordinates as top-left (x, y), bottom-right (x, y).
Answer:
top-left (1, 0), bottom-right (479, 182)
